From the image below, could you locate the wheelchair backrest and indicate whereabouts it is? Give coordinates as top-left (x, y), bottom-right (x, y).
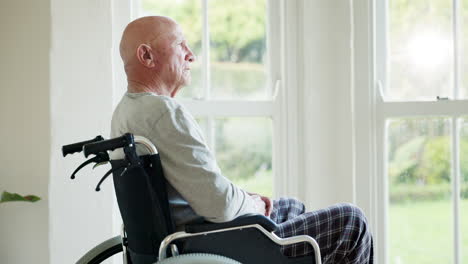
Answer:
top-left (111, 154), bottom-right (175, 262)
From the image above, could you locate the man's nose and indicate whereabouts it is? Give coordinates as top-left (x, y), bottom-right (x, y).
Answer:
top-left (186, 52), bottom-right (195, 63)
top-left (185, 47), bottom-right (195, 63)
top-left (186, 53), bottom-right (195, 63)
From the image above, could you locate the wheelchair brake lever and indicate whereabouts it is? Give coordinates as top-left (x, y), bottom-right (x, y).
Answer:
top-left (92, 161), bottom-right (109, 170)
top-left (70, 157), bottom-right (98, 179)
top-left (70, 152), bottom-right (110, 179)
top-left (95, 166), bottom-right (124, 191)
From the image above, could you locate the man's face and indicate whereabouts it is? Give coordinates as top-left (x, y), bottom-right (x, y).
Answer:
top-left (155, 25), bottom-right (195, 95)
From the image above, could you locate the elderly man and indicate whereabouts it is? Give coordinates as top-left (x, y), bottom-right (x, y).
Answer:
top-left (111, 16), bottom-right (373, 263)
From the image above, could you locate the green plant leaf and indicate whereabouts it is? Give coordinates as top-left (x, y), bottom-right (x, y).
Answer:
top-left (0, 191), bottom-right (41, 203)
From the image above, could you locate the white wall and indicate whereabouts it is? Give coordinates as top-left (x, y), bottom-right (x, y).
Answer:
top-left (0, 0), bottom-right (129, 262)
top-left (0, 1), bottom-right (51, 263)
top-left (49, 0), bottom-right (117, 263)
top-left (298, 0), bottom-right (356, 210)
top-left (48, 0), bottom-right (132, 262)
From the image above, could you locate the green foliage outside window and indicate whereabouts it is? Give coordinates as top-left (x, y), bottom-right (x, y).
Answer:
top-left (388, 119), bottom-right (468, 203)
top-left (142, 0), bottom-right (266, 63)
top-left (215, 118), bottom-right (272, 181)
top-left (389, 136), bottom-right (453, 185)
top-left (215, 118), bottom-right (272, 197)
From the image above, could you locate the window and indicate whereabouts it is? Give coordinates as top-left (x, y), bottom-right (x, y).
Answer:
top-left (375, 0), bottom-right (468, 263)
top-left (139, 0), bottom-right (277, 197)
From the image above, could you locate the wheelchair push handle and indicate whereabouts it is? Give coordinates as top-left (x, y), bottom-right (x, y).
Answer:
top-left (83, 133), bottom-right (134, 158)
top-left (62, 135), bottom-right (104, 157)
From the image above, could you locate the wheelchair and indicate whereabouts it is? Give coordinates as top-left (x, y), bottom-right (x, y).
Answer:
top-left (62, 133), bottom-right (322, 264)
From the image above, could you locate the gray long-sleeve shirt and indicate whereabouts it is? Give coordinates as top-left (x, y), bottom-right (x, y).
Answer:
top-left (110, 92), bottom-right (258, 227)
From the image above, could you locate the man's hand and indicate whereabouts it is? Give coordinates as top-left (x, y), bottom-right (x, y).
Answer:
top-left (251, 195), bottom-right (266, 215)
top-left (249, 193), bottom-right (273, 217)
top-left (261, 195), bottom-right (273, 217)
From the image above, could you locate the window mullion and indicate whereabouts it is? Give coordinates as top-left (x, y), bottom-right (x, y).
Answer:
top-left (201, 0), bottom-right (210, 99)
top-left (453, 0), bottom-right (461, 100)
top-left (381, 100), bottom-right (468, 118)
top-left (451, 0), bottom-right (461, 262)
top-left (375, 0), bottom-right (388, 96)
top-left (451, 117), bottom-right (462, 264)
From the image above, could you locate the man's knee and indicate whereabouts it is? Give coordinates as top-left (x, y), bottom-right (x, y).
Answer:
top-left (337, 204), bottom-right (373, 262)
top-left (341, 203), bottom-right (367, 221)
top-left (338, 203), bottom-right (372, 246)
top-left (340, 203), bottom-right (368, 227)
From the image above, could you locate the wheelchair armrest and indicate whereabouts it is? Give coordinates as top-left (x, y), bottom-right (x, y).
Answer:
top-left (185, 214), bottom-right (278, 233)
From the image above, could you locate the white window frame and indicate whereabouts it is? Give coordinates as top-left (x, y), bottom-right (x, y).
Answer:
top-left (354, 0), bottom-right (467, 263)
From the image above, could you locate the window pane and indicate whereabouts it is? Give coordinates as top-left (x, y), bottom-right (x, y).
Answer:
top-left (215, 117), bottom-right (272, 197)
top-left (208, 0), bottom-right (268, 100)
top-left (387, 118), bottom-right (453, 263)
top-left (141, 0), bottom-right (203, 99)
top-left (461, 118), bottom-right (468, 262)
top-left (388, 1), bottom-right (453, 101)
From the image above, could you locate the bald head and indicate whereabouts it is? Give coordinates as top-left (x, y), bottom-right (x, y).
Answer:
top-left (120, 16), bottom-right (177, 66)
top-left (119, 16), bottom-right (195, 97)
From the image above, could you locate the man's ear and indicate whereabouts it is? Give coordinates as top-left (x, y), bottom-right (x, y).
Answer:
top-left (136, 44), bottom-right (155, 68)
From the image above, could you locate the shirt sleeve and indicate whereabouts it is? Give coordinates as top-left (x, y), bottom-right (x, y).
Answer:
top-left (152, 103), bottom-right (258, 223)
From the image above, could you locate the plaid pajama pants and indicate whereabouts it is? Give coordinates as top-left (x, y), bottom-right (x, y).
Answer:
top-left (269, 198), bottom-right (373, 264)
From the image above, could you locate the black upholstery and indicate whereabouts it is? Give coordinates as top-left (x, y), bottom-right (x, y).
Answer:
top-left (111, 155), bottom-right (174, 263)
top-left (185, 214), bottom-right (277, 233)
top-left (111, 154), bottom-right (316, 264)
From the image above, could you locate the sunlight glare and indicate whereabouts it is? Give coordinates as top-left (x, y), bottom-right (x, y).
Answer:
top-left (407, 32), bottom-right (450, 71)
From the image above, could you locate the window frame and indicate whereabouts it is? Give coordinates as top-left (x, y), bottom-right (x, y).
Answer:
top-left (354, 0), bottom-right (467, 263)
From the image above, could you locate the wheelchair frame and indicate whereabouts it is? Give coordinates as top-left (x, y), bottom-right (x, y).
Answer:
top-left (64, 134), bottom-right (322, 264)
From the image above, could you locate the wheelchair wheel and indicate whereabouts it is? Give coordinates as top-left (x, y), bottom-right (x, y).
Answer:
top-left (157, 253), bottom-right (241, 264)
top-left (76, 236), bottom-right (124, 264)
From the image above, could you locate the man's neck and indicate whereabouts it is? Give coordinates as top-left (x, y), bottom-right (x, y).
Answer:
top-left (127, 80), bottom-right (172, 96)
top-left (127, 81), bottom-right (155, 93)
